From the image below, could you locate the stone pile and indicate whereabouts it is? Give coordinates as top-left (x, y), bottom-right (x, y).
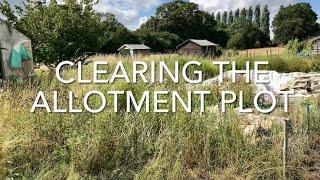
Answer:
top-left (201, 71), bottom-right (320, 139)
top-left (202, 70), bottom-right (320, 103)
top-left (279, 72), bottom-right (320, 95)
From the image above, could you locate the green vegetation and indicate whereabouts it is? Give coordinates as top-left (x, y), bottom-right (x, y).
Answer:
top-left (273, 3), bottom-right (319, 44)
top-left (1, 1), bottom-right (319, 63)
top-left (260, 5), bottom-right (270, 38)
top-left (227, 19), bottom-right (269, 49)
top-left (215, 4), bottom-right (271, 49)
top-left (140, 0), bottom-right (228, 47)
top-left (1, 54), bottom-right (320, 179)
top-left (1, 0), bottom-right (106, 64)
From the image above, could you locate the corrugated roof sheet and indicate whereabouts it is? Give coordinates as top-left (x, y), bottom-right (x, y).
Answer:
top-left (118, 44), bottom-right (151, 51)
top-left (176, 39), bottom-right (218, 50)
top-left (311, 36), bottom-right (320, 43)
top-left (189, 39), bottom-right (217, 46)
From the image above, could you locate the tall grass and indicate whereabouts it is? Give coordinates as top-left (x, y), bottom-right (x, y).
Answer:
top-left (0, 54), bottom-right (319, 179)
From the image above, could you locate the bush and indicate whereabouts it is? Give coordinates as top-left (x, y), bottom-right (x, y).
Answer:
top-left (287, 39), bottom-right (313, 56)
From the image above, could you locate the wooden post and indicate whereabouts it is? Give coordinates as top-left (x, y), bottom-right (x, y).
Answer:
top-left (307, 104), bottom-right (311, 135)
top-left (283, 119), bottom-right (289, 179)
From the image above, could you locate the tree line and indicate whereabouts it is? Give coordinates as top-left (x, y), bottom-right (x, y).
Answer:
top-left (0, 0), bottom-right (319, 64)
top-left (215, 5), bottom-right (270, 35)
top-left (212, 5), bottom-right (271, 49)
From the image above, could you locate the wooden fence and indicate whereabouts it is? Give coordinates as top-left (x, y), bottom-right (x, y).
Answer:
top-left (238, 47), bottom-right (287, 57)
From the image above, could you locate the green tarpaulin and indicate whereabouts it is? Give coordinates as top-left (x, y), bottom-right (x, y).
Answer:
top-left (9, 44), bottom-right (33, 69)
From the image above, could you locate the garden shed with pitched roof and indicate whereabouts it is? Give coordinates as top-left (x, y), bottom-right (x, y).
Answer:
top-left (311, 36), bottom-right (320, 55)
top-left (118, 44), bottom-right (151, 57)
top-left (176, 39), bottom-right (218, 56)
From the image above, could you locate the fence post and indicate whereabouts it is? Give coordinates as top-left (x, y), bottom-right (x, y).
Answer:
top-left (307, 104), bottom-right (312, 135)
top-left (283, 118), bottom-right (289, 179)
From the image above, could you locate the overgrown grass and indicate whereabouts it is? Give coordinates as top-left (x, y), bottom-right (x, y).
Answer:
top-left (0, 54), bottom-right (320, 179)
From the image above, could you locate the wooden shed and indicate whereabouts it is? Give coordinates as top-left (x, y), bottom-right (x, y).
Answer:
top-left (176, 39), bottom-right (218, 56)
top-left (117, 44), bottom-right (151, 57)
top-left (0, 19), bottom-right (34, 80)
top-left (311, 36), bottom-right (320, 55)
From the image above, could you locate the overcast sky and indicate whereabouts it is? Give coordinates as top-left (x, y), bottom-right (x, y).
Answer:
top-left (3, 0), bottom-right (320, 30)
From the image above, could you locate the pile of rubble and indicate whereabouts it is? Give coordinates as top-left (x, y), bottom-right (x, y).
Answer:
top-left (235, 108), bottom-right (289, 136)
top-left (202, 70), bottom-right (320, 103)
top-left (202, 70), bottom-right (320, 138)
top-left (279, 72), bottom-right (320, 95)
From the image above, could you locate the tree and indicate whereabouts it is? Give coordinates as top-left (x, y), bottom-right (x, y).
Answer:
top-left (234, 9), bottom-right (240, 21)
top-left (254, 5), bottom-right (261, 27)
top-left (100, 13), bottom-right (137, 53)
top-left (222, 11), bottom-right (228, 24)
top-left (227, 18), bottom-right (269, 49)
top-left (228, 11), bottom-right (234, 24)
top-left (134, 29), bottom-right (181, 53)
top-left (140, 0), bottom-right (228, 46)
top-left (240, 8), bottom-right (247, 19)
top-left (248, 6), bottom-right (253, 22)
top-left (0, 0), bottom-right (17, 25)
top-left (211, 12), bottom-right (215, 20)
top-left (216, 11), bottom-right (221, 23)
top-left (0, 0), bottom-right (105, 64)
top-left (261, 5), bottom-right (270, 39)
top-left (273, 3), bottom-right (319, 44)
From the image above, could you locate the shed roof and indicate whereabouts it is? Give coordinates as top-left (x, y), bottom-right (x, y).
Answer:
top-left (176, 39), bottom-right (218, 50)
top-left (118, 44), bottom-right (151, 51)
top-left (311, 36), bottom-right (320, 43)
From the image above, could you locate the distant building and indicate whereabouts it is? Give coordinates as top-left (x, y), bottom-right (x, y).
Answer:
top-left (311, 36), bottom-right (320, 55)
top-left (0, 19), bottom-right (34, 80)
top-left (176, 39), bottom-right (218, 56)
top-left (117, 44), bottom-right (151, 57)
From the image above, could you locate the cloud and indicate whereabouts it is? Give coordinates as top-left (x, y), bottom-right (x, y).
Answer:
top-left (139, 16), bottom-right (149, 26)
top-left (94, 0), bottom-right (161, 30)
top-left (4, 0), bottom-right (160, 30)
